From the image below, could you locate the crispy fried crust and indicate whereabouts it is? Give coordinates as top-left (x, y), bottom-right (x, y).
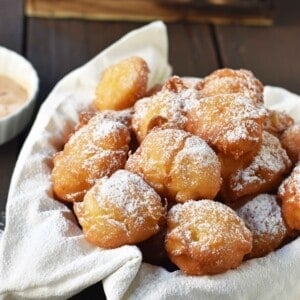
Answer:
top-left (126, 128), bottom-right (222, 203)
top-left (196, 68), bottom-right (264, 105)
top-left (94, 56), bottom-right (149, 111)
top-left (186, 93), bottom-right (267, 159)
top-left (280, 124), bottom-right (300, 164)
top-left (220, 131), bottom-right (291, 202)
top-left (278, 163), bottom-right (300, 230)
top-left (52, 118), bottom-right (130, 202)
top-left (74, 170), bottom-right (166, 248)
top-left (237, 194), bottom-right (288, 258)
top-left (166, 200), bottom-right (252, 275)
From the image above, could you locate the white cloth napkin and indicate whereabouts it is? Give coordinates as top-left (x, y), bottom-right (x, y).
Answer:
top-left (0, 21), bottom-right (299, 300)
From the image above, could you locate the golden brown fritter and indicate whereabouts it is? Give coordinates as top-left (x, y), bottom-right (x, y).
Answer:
top-left (126, 128), bottom-right (222, 203)
top-left (94, 56), bottom-right (149, 111)
top-left (278, 163), bottom-right (300, 230)
top-left (165, 200), bottom-right (252, 275)
top-left (52, 118), bottom-right (130, 202)
top-left (186, 93), bottom-right (267, 159)
top-left (74, 170), bottom-right (166, 248)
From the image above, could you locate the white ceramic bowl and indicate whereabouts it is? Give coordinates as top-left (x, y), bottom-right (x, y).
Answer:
top-left (0, 46), bottom-right (39, 145)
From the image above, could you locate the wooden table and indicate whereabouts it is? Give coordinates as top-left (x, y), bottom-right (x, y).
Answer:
top-left (1, 0), bottom-right (299, 298)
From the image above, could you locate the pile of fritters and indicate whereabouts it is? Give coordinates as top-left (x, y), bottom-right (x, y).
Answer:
top-left (51, 56), bottom-right (300, 276)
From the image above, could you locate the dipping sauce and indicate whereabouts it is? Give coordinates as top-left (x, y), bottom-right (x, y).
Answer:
top-left (0, 75), bottom-right (28, 118)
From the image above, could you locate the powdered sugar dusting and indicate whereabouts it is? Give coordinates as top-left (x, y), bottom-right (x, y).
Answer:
top-left (168, 200), bottom-right (251, 255)
top-left (169, 135), bottom-right (221, 189)
top-left (91, 120), bottom-right (127, 143)
top-left (133, 76), bottom-right (201, 140)
top-left (52, 117), bottom-right (130, 201)
top-left (216, 95), bottom-right (266, 142)
top-left (280, 123), bottom-right (300, 163)
top-left (95, 170), bottom-right (164, 229)
top-left (133, 90), bottom-right (187, 133)
top-left (179, 136), bottom-right (220, 169)
top-left (68, 119), bottom-right (129, 162)
top-left (198, 68), bottom-right (264, 104)
top-left (77, 108), bottom-right (132, 130)
top-left (68, 119), bottom-right (129, 151)
top-left (263, 109), bottom-right (294, 135)
top-left (137, 128), bottom-right (189, 173)
top-left (186, 93), bottom-right (267, 158)
top-left (231, 131), bottom-right (291, 192)
top-left (88, 108), bottom-right (133, 128)
top-left (82, 150), bottom-right (126, 180)
top-left (237, 194), bottom-right (286, 237)
top-left (182, 77), bottom-right (202, 89)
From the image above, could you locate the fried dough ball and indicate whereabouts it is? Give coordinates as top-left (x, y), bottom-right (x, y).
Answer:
top-left (222, 131), bottom-right (292, 202)
top-left (278, 163), bottom-right (300, 230)
top-left (52, 119), bottom-right (130, 202)
top-left (165, 200), bottom-right (252, 275)
top-left (168, 136), bottom-right (222, 202)
top-left (74, 170), bottom-right (166, 248)
top-left (196, 68), bottom-right (264, 105)
top-left (186, 93), bottom-right (267, 159)
top-left (132, 76), bottom-right (198, 142)
top-left (263, 109), bottom-right (294, 137)
top-left (127, 128), bottom-right (187, 197)
top-left (280, 124), bottom-right (300, 164)
top-left (126, 128), bottom-right (222, 202)
top-left (236, 194), bottom-right (288, 258)
top-left (94, 56), bottom-right (149, 111)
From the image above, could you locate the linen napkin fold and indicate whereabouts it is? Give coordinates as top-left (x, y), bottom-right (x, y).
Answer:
top-left (0, 21), bottom-right (299, 300)
top-left (0, 21), bottom-right (171, 300)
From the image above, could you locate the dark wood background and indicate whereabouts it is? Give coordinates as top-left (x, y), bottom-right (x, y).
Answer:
top-left (0, 0), bottom-right (299, 298)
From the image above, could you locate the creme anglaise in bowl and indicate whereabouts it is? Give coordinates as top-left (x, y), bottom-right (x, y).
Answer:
top-left (0, 46), bottom-right (38, 145)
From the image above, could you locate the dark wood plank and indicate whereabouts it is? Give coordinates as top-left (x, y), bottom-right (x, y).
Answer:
top-left (26, 0), bottom-right (274, 26)
top-left (214, 0), bottom-right (300, 94)
top-left (26, 20), bottom-right (141, 102)
top-left (26, 19), bottom-right (219, 103)
top-left (0, 0), bottom-right (25, 222)
top-left (0, 0), bottom-right (24, 53)
top-left (168, 23), bottom-right (219, 77)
